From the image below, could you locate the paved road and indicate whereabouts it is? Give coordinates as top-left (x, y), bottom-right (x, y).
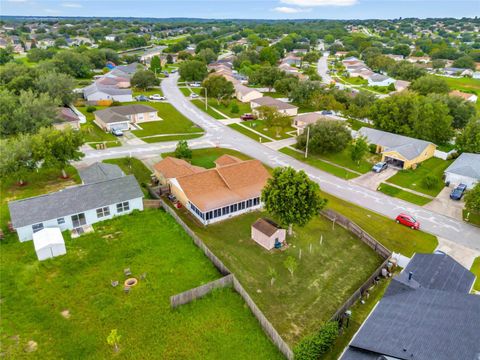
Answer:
top-left (79, 74), bottom-right (480, 252)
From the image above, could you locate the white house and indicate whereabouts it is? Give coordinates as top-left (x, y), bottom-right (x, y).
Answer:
top-left (250, 96), bottom-right (298, 116)
top-left (234, 84), bottom-right (263, 103)
top-left (8, 163), bottom-right (144, 242)
top-left (94, 104), bottom-right (160, 131)
top-left (368, 73), bottom-right (395, 87)
top-left (83, 83), bottom-right (133, 103)
top-left (105, 35), bottom-right (116, 41)
top-left (444, 153), bottom-right (480, 189)
top-left (33, 227), bottom-right (66, 261)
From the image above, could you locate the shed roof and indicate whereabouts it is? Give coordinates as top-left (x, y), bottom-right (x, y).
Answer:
top-left (444, 152), bottom-right (480, 180)
top-left (33, 227), bottom-right (64, 251)
top-left (252, 218), bottom-right (281, 237)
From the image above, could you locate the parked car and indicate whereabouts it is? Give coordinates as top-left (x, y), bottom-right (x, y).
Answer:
top-left (135, 95), bottom-right (149, 102)
top-left (450, 184), bottom-right (467, 200)
top-left (372, 162), bottom-right (388, 173)
top-left (111, 129), bottom-right (124, 136)
top-left (240, 113), bottom-right (256, 121)
top-left (189, 82), bottom-right (201, 87)
top-left (395, 213), bottom-right (420, 230)
top-left (149, 94), bottom-right (166, 101)
top-left (321, 110), bottom-right (334, 115)
top-left (190, 93), bottom-right (199, 98)
top-left (171, 69), bottom-right (178, 74)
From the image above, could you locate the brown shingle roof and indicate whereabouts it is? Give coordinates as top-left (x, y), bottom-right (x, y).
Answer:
top-left (153, 157), bottom-right (205, 179)
top-left (251, 96), bottom-right (298, 110)
top-left (252, 218), bottom-right (280, 237)
top-left (449, 90), bottom-right (476, 101)
top-left (176, 160), bottom-right (270, 211)
top-left (215, 154), bottom-right (242, 167)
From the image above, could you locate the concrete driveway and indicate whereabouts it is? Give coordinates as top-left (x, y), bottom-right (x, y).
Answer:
top-left (423, 186), bottom-right (465, 220)
top-left (351, 168), bottom-right (397, 190)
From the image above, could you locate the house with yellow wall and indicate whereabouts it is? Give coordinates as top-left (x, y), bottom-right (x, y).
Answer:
top-left (358, 127), bottom-right (436, 169)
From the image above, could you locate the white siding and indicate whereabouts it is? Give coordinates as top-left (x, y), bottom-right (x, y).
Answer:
top-left (15, 197), bottom-right (144, 242)
top-left (444, 173), bottom-right (478, 189)
top-left (86, 92), bottom-right (133, 102)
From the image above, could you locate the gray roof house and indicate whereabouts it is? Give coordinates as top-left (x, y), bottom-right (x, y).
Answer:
top-left (444, 152), bottom-right (480, 189)
top-left (93, 104), bottom-right (159, 131)
top-left (8, 163), bottom-right (144, 242)
top-left (83, 83), bottom-right (133, 103)
top-left (340, 253), bottom-right (479, 360)
top-left (358, 127), bottom-right (436, 169)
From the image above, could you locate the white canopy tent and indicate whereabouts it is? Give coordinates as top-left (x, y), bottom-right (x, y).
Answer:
top-left (32, 228), bottom-right (66, 261)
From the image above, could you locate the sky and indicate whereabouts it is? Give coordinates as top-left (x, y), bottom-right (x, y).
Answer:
top-left (1, 0), bottom-right (479, 20)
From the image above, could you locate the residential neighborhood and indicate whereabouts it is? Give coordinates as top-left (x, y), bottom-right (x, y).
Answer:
top-left (0, 4), bottom-right (479, 360)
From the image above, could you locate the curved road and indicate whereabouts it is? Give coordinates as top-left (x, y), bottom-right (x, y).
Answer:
top-left (80, 74), bottom-right (480, 252)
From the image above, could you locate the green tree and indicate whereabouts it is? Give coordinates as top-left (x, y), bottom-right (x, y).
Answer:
top-left (201, 75), bottom-right (234, 104)
top-left (249, 66), bottom-right (285, 91)
top-left (166, 54), bottom-right (173, 64)
top-left (294, 321), bottom-right (339, 360)
top-left (289, 80), bottom-right (322, 107)
top-left (262, 167), bottom-right (326, 235)
top-left (149, 55), bottom-right (162, 74)
top-left (259, 46), bottom-right (280, 66)
top-left (195, 39), bottom-right (221, 54)
top-left (179, 60), bottom-right (208, 82)
top-left (350, 136), bottom-right (369, 164)
top-left (302, 51), bottom-right (320, 63)
top-left (107, 329), bottom-right (121, 353)
top-left (174, 140), bottom-right (192, 159)
top-left (196, 48), bottom-right (217, 64)
top-left (414, 96), bottom-right (453, 144)
top-left (432, 59), bottom-right (446, 69)
top-left (438, 94), bottom-right (476, 129)
top-left (284, 256), bottom-right (298, 277)
top-left (0, 46), bottom-right (14, 65)
top-left (52, 50), bottom-right (92, 78)
top-left (131, 70), bottom-right (158, 90)
top-left (464, 183), bottom-right (480, 214)
top-left (0, 134), bottom-right (37, 185)
top-left (273, 77), bottom-right (299, 96)
top-left (297, 121), bottom-right (352, 155)
top-left (410, 75), bottom-right (450, 95)
top-left (27, 48), bottom-right (56, 62)
top-left (456, 119), bottom-right (480, 153)
top-left (453, 55), bottom-right (475, 70)
top-left (35, 71), bottom-right (76, 105)
top-left (256, 106), bottom-right (291, 138)
top-left (392, 44), bottom-right (411, 57)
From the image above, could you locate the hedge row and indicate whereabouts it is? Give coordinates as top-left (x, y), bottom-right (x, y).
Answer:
top-left (293, 321), bottom-right (339, 360)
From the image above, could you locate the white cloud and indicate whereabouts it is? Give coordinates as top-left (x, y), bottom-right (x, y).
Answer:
top-left (62, 2), bottom-right (82, 8)
top-left (7, 0), bottom-right (28, 2)
top-left (274, 6), bottom-right (311, 13)
top-left (280, 0), bottom-right (358, 7)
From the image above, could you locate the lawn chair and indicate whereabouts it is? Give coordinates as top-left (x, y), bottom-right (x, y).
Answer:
top-left (124, 286), bottom-right (131, 294)
top-left (140, 272), bottom-right (147, 280)
top-left (124, 268), bottom-right (132, 276)
top-left (111, 280), bottom-right (119, 287)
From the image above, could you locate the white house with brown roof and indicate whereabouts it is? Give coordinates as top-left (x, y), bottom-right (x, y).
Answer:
top-left (94, 104), bottom-right (159, 131)
top-left (154, 155), bottom-right (270, 225)
top-left (234, 84), bottom-right (263, 103)
top-left (251, 96), bottom-right (298, 116)
top-left (251, 218), bottom-right (286, 250)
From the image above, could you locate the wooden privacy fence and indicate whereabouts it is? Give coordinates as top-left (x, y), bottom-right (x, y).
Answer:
top-left (143, 199), bottom-right (162, 209)
top-left (171, 275), bottom-right (234, 308)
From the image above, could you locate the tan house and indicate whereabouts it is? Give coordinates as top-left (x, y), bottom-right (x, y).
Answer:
top-left (94, 104), bottom-right (159, 131)
top-left (251, 96), bottom-right (298, 116)
top-left (234, 84), bottom-right (263, 103)
top-left (358, 127), bottom-right (436, 169)
top-left (251, 218), bottom-right (286, 250)
top-left (394, 80), bottom-right (411, 92)
top-left (292, 112), bottom-right (332, 135)
top-left (154, 155), bottom-right (270, 225)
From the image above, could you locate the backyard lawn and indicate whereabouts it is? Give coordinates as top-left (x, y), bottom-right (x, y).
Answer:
top-left (470, 257), bottom-right (480, 292)
top-left (386, 157), bottom-right (452, 197)
top-left (179, 87), bottom-right (192, 96)
top-left (103, 158), bottom-right (153, 196)
top-left (208, 99), bottom-right (252, 118)
top-left (0, 210), bottom-right (283, 359)
top-left (377, 183), bottom-right (432, 206)
top-left (170, 206), bottom-right (383, 346)
top-left (228, 123), bottom-right (272, 143)
top-left (162, 147), bottom-right (252, 169)
top-left (242, 120), bottom-right (295, 140)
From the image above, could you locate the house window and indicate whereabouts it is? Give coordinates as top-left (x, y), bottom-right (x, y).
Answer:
top-left (96, 206), bottom-right (111, 218)
top-left (253, 197), bottom-right (260, 206)
top-left (230, 203), bottom-right (238, 213)
top-left (246, 199), bottom-right (253, 208)
top-left (214, 209), bottom-right (221, 218)
top-left (116, 201), bottom-right (130, 213)
top-left (57, 218), bottom-right (65, 225)
top-left (222, 206), bottom-right (230, 215)
top-left (239, 201), bottom-right (245, 210)
top-left (32, 223), bottom-right (44, 233)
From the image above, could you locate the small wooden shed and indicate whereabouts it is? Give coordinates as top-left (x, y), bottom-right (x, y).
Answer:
top-left (251, 218), bottom-right (286, 250)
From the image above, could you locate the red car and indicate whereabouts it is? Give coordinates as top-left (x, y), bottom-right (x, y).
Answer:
top-left (395, 213), bottom-right (420, 230)
top-left (240, 113), bottom-right (256, 121)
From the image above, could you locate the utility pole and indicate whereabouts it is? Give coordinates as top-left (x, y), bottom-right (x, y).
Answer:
top-left (304, 126), bottom-right (310, 159)
top-left (205, 87), bottom-right (208, 111)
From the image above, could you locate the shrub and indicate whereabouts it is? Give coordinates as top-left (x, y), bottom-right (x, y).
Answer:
top-left (422, 175), bottom-right (439, 189)
top-left (294, 321), bottom-right (339, 360)
top-left (86, 105), bottom-right (96, 113)
top-left (230, 102), bottom-right (239, 114)
top-left (369, 143), bottom-right (377, 154)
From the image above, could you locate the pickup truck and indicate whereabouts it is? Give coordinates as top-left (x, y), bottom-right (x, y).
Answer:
top-left (240, 113), bottom-right (256, 121)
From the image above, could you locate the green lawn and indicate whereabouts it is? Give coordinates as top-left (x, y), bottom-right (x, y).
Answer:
top-left (242, 120), bottom-right (295, 140)
top-left (322, 192), bottom-right (438, 257)
top-left (0, 166), bottom-right (81, 232)
top-left (377, 183), bottom-right (432, 206)
top-left (228, 124), bottom-right (272, 143)
top-left (132, 87), bottom-right (163, 97)
top-left (315, 146), bottom-right (379, 174)
top-left (441, 76), bottom-right (480, 93)
top-left (338, 76), bottom-right (367, 86)
top-left (280, 147), bottom-right (360, 180)
top-left (470, 257), bottom-right (480, 292)
top-left (142, 133), bottom-right (204, 143)
top-left (162, 148), bottom-right (252, 169)
top-left (463, 209), bottom-right (480, 227)
top-left (208, 99), bottom-right (252, 118)
top-left (386, 158), bottom-right (452, 197)
top-left (170, 206), bottom-right (383, 346)
top-left (0, 210), bottom-right (283, 359)
top-left (130, 102), bottom-right (203, 137)
top-left (191, 99), bottom-right (226, 119)
top-left (77, 106), bottom-right (122, 147)
top-left (103, 158), bottom-right (153, 196)
top-left (179, 87), bottom-right (192, 96)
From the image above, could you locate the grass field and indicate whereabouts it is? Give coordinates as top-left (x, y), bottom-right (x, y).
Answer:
top-left (77, 106), bottom-right (122, 147)
top-left (162, 148), bottom-right (252, 169)
top-left (242, 120), bottom-right (295, 140)
top-left (132, 88), bottom-right (163, 97)
top-left (228, 123), bottom-right (272, 143)
top-left (0, 166), bottom-right (80, 232)
top-left (347, 118), bottom-right (374, 131)
top-left (377, 183), bottom-right (432, 206)
top-left (386, 157), bottom-right (452, 197)
top-left (280, 147), bottom-right (360, 180)
top-left (142, 133), bottom-right (204, 143)
top-left (0, 210), bottom-right (283, 359)
top-left (463, 209), bottom-right (480, 227)
top-left (103, 158), bottom-right (153, 196)
top-left (441, 76), bottom-right (480, 111)
top-left (169, 206), bottom-right (383, 346)
top-left (179, 87), bottom-right (192, 96)
top-left (208, 99), bottom-right (252, 118)
top-left (315, 146), bottom-right (379, 174)
top-left (470, 257), bottom-right (480, 292)
top-left (191, 99), bottom-right (226, 119)
top-left (130, 102), bottom-right (203, 137)
top-left (322, 192), bottom-right (438, 257)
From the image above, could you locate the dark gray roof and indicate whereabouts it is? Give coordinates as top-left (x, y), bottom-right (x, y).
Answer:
top-left (341, 254), bottom-right (479, 360)
top-left (94, 104), bottom-right (157, 124)
top-left (444, 152), bottom-right (480, 180)
top-left (79, 163), bottom-right (125, 184)
top-left (358, 128), bottom-right (434, 160)
top-left (369, 73), bottom-right (390, 82)
top-left (83, 83), bottom-right (132, 97)
top-left (8, 175), bottom-right (143, 228)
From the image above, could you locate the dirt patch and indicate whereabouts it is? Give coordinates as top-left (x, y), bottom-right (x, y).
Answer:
top-left (61, 310), bottom-right (71, 319)
top-left (24, 340), bottom-right (37, 353)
